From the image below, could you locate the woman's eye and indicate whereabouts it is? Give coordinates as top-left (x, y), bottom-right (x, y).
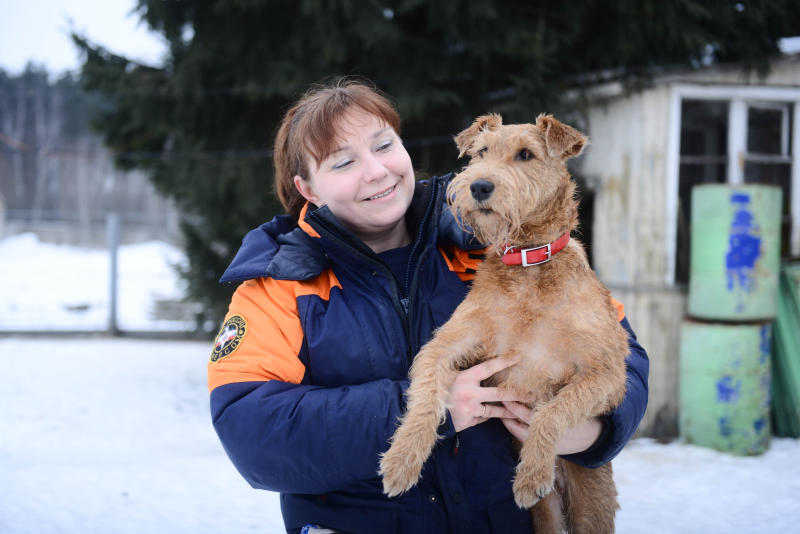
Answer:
top-left (515, 148), bottom-right (535, 161)
top-left (376, 140), bottom-right (393, 152)
top-left (475, 147), bottom-right (488, 158)
top-left (332, 159), bottom-right (353, 170)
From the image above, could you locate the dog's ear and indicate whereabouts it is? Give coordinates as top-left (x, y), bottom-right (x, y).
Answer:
top-left (454, 113), bottom-right (503, 158)
top-left (536, 114), bottom-right (588, 160)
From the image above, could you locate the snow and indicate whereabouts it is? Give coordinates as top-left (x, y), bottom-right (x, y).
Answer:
top-left (0, 233), bottom-right (193, 332)
top-left (0, 337), bottom-right (282, 534)
top-left (2, 336), bottom-right (798, 534)
top-left (1, 234), bottom-right (799, 533)
top-left (615, 438), bottom-right (800, 533)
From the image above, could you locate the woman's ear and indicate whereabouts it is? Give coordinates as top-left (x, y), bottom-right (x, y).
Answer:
top-left (293, 175), bottom-right (320, 205)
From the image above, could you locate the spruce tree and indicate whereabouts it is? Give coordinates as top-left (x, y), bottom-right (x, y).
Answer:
top-left (73, 0), bottom-right (800, 328)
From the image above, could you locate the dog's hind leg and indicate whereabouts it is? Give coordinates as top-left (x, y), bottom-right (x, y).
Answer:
top-left (562, 459), bottom-right (618, 534)
top-left (531, 477), bottom-right (566, 534)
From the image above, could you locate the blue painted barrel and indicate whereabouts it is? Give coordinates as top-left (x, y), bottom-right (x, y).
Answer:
top-left (679, 320), bottom-right (772, 455)
top-left (688, 184), bottom-right (782, 320)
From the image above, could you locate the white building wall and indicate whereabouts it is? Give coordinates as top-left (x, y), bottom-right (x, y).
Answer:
top-left (579, 85), bottom-right (684, 437)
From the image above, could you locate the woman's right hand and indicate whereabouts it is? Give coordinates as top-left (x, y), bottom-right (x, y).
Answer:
top-left (445, 356), bottom-right (523, 432)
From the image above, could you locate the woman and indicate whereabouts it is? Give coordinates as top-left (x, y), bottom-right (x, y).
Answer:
top-left (208, 78), bottom-right (649, 533)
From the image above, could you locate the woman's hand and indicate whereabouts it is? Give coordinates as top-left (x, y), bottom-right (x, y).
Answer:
top-left (501, 401), bottom-right (604, 455)
top-left (446, 356), bottom-right (523, 433)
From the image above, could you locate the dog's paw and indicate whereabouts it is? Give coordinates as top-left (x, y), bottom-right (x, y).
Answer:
top-left (379, 446), bottom-right (424, 497)
top-left (512, 462), bottom-right (555, 509)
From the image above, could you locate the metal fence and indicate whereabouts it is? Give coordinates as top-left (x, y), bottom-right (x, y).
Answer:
top-left (0, 210), bottom-right (205, 338)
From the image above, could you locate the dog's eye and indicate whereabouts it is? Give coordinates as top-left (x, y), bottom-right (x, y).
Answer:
top-left (475, 147), bottom-right (488, 158)
top-left (515, 148), bottom-right (535, 161)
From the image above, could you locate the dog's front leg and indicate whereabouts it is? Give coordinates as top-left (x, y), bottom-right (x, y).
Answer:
top-left (379, 313), bottom-right (482, 497)
top-left (512, 375), bottom-right (625, 509)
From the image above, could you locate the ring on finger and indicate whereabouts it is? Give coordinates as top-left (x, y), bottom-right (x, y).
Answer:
top-left (480, 403), bottom-right (487, 418)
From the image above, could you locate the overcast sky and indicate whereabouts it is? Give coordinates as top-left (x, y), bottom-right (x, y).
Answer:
top-left (2, 2), bottom-right (799, 79)
top-left (0, 0), bottom-right (167, 76)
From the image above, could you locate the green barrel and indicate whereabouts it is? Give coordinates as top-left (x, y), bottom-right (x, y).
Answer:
top-left (679, 320), bottom-right (771, 455)
top-left (688, 184), bottom-right (782, 320)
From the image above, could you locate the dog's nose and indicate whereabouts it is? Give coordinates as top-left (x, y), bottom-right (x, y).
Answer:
top-left (470, 179), bottom-right (495, 201)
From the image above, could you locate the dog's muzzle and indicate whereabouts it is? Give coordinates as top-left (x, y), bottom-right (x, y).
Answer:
top-left (470, 179), bottom-right (494, 202)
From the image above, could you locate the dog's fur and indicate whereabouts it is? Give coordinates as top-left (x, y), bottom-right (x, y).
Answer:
top-left (379, 114), bottom-right (629, 533)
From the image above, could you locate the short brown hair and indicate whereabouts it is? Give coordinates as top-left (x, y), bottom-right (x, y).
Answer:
top-left (273, 78), bottom-right (402, 219)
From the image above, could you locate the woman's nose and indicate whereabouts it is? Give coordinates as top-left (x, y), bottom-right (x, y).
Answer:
top-left (362, 152), bottom-right (388, 182)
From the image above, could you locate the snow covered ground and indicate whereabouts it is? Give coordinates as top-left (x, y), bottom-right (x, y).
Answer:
top-left (2, 234), bottom-right (799, 533)
top-left (2, 336), bottom-right (799, 534)
top-left (0, 337), bottom-right (282, 534)
top-left (0, 233), bottom-right (193, 332)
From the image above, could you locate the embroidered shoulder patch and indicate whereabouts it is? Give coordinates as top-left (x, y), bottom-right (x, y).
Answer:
top-left (210, 315), bottom-right (247, 363)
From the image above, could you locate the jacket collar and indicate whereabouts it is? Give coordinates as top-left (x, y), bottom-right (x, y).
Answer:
top-left (218, 214), bottom-right (327, 283)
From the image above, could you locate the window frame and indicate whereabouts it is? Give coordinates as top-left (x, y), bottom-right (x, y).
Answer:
top-left (666, 84), bottom-right (800, 286)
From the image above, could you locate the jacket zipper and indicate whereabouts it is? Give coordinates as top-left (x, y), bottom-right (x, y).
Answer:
top-left (307, 175), bottom-right (446, 368)
top-left (306, 214), bottom-right (412, 341)
top-left (403, 177), bottom-right (441, 363)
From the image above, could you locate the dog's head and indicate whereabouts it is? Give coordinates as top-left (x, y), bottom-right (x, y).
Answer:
top-left (447, 113), bottom-right (587, 248)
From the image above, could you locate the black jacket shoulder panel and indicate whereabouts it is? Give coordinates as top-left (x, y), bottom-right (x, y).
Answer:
top-left (219, 215), bottom-right (328, 283)
top-left (268, 228), bottom-right (329, 281)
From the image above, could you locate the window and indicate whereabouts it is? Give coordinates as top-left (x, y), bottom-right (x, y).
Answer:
top-left (675, 100), bottom-right (729, 284)
top-left (743, 103), bottom-right (793, 258)
top-left (674, 98), bottom-right (794, 285)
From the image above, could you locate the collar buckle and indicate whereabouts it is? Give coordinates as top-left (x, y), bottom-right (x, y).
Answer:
top-left (520, 243), bottom-right (551, 267)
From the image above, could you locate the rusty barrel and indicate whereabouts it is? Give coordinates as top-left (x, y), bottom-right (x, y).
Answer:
top-left (679, 320), bottom-right (771, 455)
top-left (688, 184), bottom-right (782, 320)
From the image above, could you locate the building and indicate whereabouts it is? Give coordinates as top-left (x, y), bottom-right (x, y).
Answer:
top-left (578, 54), bottom-right (800, 436)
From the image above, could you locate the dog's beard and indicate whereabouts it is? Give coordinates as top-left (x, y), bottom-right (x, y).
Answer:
top-left (461, 209), bottom-right (518, 248)
top-left (447, 174), bottom-right (527, 247)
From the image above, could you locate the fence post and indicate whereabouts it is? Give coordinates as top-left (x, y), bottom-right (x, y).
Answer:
top-left (0, 192), bottom-right (6, 239)
top-left (107, 212), bottom-right (120, 336)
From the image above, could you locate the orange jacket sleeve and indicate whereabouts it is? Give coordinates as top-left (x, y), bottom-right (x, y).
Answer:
top-left (207, 278), bottom-right (307, 392)
top-left (207, 270), bottom-right (342, 392)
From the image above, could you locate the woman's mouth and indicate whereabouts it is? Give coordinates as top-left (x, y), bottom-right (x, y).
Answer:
top-left (365, 184), bottom-right (396, 201)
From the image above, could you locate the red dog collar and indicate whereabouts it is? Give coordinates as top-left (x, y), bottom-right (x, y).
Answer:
top-left (501, 233), bottom-right (570, 266)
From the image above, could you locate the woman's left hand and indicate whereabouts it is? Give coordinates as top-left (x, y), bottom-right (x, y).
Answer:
top-left (445, 356), bottom-right (524, 433)
top-left (500, 401), bottom-right (604, 455)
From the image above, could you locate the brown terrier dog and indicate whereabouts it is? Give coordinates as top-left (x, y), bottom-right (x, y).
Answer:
top-left (379, 114), bottom-right (629, 534)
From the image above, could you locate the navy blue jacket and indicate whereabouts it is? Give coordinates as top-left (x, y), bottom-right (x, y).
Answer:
top-left (208, 175), bottom-right (649, 533)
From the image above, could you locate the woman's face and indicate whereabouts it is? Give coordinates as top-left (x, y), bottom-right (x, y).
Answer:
top-left (294, 109), bottom-right (415, 252)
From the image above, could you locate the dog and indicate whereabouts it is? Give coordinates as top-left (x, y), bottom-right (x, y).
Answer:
top-left (379, 113), bottom-right (629, 534)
